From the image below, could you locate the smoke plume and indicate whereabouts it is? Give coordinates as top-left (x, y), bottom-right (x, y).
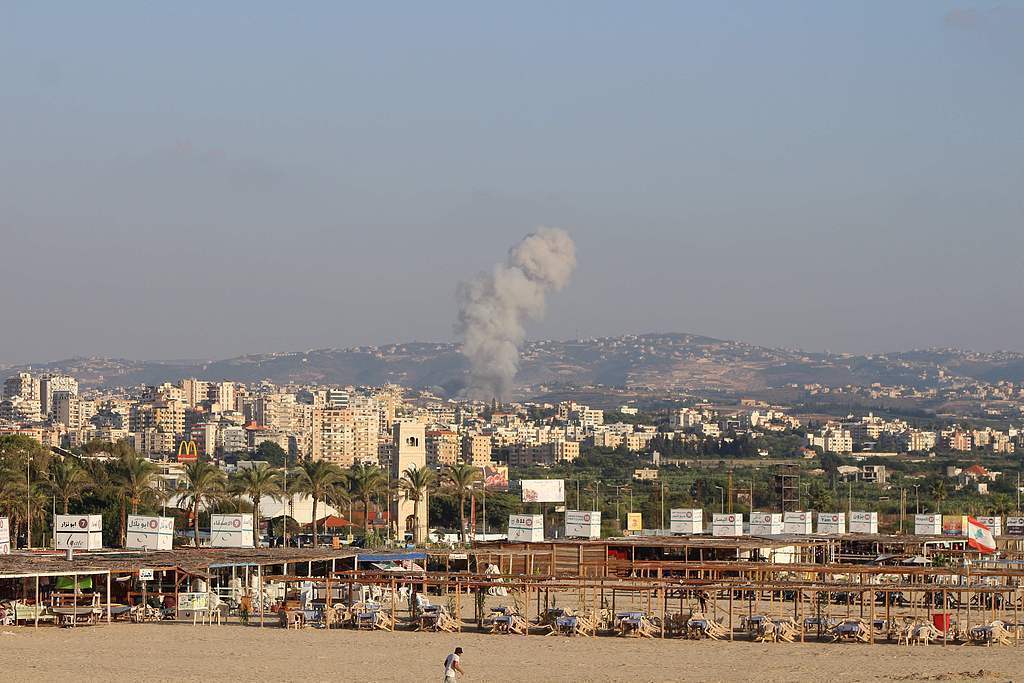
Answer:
top-left (456, 227), bottom-right (576, 401)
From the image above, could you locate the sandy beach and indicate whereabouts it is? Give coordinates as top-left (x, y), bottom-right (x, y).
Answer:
top-left (2, 623), bottom-right (1019, 682)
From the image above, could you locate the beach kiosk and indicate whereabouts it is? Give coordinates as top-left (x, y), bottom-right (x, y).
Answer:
top-left (54, 514), bottom-right (103, 550)
top-left (849, 511), bottom-right (878, 534)
top-left (817, 512), bottom-right (846, 535)
top-left (508, 514), bottom-right (544, 542)
top-left (210, 514), bottom-right (254, 548)
top-left (126, 515), bottom-right (175, 551)
top-left (669, 508), bottom-right (703, 534)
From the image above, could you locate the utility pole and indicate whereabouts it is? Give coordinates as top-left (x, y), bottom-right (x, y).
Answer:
top-left (899, 488), bottom-right (905, 534)
top-left (25, 457), bottom-right (31, 549)
top-left (847, 481), bottom-right (852, 515)
top-left (660, 483), bottom-right (666, 531)
top-left (714, 485), bottom-right (724, 514)
top-left (914, 484), bottom-right (920, 514)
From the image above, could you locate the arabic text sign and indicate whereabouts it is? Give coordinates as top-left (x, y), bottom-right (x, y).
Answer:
top-left (520, 479), bottom-right (565, 503)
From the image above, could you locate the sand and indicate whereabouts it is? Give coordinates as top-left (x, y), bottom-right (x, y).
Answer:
top-left (2, 623), bottom-right (1021, 682)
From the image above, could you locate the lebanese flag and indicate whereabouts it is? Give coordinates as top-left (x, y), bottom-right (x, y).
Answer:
top-left (965, 516), bottom-right (996, 553)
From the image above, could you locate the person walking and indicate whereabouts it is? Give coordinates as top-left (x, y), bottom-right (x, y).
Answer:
top-left (443, 647), bottom-right (465, 682)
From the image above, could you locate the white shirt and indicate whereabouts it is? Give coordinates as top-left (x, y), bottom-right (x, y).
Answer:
top-left (444, 653), bottom-right (460, 676)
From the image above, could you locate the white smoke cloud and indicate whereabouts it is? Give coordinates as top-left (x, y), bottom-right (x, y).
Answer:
top-left (456, 227), bottom-right (577, 401)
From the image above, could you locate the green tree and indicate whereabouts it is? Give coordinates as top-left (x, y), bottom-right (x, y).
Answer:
top-left (46, 455), bottom-right (91, 514)
top-left (930, 480), bottom-right (948, 515)
top-left (348, 463), bottom-right (387, 538)
top-left (400, 465), bottom-right (436, 545)
top-left (444, 464), bottom-right (481, 544)
top-left (254, 441), bottom-right (287, 467)
top-left (805, 481), bottom-right (834, 513)
top-left (292, 459), bottom-right (343, 546)
top-left (113, 450), bottom-right (161, 545)
top-left (230, 463), bottom-right (284, 546)
top-left (179, 461), bottom-right (226, 547)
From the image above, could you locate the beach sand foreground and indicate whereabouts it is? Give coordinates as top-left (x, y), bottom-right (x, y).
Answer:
top-left (1, 623), bottom-right (1019, 682)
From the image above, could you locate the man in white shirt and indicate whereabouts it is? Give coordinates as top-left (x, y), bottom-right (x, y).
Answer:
top-left (443, 647), bottom-right (465, 682)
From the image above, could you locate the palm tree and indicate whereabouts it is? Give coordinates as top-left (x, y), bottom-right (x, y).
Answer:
top-left (230, 463), bottom-right (283, 546)
top-left (46, 456), bottom-right (91, 514)
top-left (179, 461), bottom-right (226, 547)
top-left (445, 464), bottom-right (481, 544)
top-left (805, 481), bottom-right (833, 514)
top-left (989, 493), bottom-right (1014, 517)
top-left (292, 459), bottom-right (343, 547)
top-left (348, 463), bottom-right (387, 538)
top-left (112, 451), bottom-right (161, 545)
top-left (400, 465), bottom-right (435, 545)
top-left (930, 480), bottom-right (948, 515)
top-left (326, 477), bottom-right (352, 539)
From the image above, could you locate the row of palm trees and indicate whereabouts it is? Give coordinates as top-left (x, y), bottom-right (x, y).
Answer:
top-left (2, 438), bottom-right (484, 549)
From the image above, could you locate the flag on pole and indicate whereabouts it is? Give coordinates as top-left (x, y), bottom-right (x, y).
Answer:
top-left (965, 516), bottom-right (996, 553)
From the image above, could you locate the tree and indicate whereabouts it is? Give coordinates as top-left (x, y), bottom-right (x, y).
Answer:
top-left (805, 481), bottom-right (834, 513)
top-left (254, 441), bottom-right (287, 467)
top-left (930, 480), bottom-right (948, 515)
top-left (348, 463), bottom-right (387, 538)
top-left (291, 459), bottom-right (343, 547)
top-left (230, 463), bottom-right (283, 546)
top-left (989, 493), bottom-right (1015, 516)
top-left (444, 464), bottom-right (481, 544)
top-left (46, 455), bottom-right (91, 514)
top-left (113, 451), bottom-right (161, 545)
top-left (400, 465), bottom-right (436, 545)
top-left (179, 461), bottom-right (226, 547)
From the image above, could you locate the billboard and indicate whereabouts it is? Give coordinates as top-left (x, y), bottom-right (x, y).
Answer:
top-left (508, 514), bottom-right (544, 542)
top-left (849, 511), bottom-right (878, 534)
top-left (783, 511), bottom-right (812, 535)
top-left (670, 509), bottom-right (703, 534)
top-left (177, 439), bottom-right (199, 463)
top-left (482, 465), bottom-right (509, 492)
top-left (626, 512), bottom-right (643, 532)
top-left (565, 510), bottom-right (601, 539)
top-left (520, 479), bottom-right (565, 503)
top-left (975, 516), bottom-right (1002, 537)
top-left (712, 513), bottom-right (743, 537)
top-left (914, 514), bottom-right (942, 535)
top-left (942, 515), bottom-right (966, 537)
top-left (749, 512), bottom-right (782, 536)
top-left (210, 514), bottom-right (254, 548)
top-left (0, 517), bottom-right (9, 554)
top-left (817, 512), bottom-right (846, 535)
top-left (126, 515), bottom-right (175, 551)
top-left (54, 514), bottom-right (103, 551)
top-left (1007, 516), bottom-right (1024, 536)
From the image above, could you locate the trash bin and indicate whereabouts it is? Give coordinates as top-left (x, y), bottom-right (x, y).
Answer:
top-left (932, 613), bottom-right (951, 632)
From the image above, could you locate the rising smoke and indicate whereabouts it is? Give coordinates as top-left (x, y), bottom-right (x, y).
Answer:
top-left (456, 227), bottom-right (577, 401)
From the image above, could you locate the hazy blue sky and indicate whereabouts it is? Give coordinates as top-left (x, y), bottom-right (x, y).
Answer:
top-left (2, 2), bottom-right (1022, 363)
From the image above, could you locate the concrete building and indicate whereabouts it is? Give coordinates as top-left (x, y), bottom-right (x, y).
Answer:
top-left (390, 420), bottom-right (427, 541)
top-left (426, 429), bottom-right (460, 468)
top-left (39, 375), bottom-right (78, 416)
top-left (3, 372), bottom-right (39, 401)
top-left (461, 434), bottom-right (493, 467)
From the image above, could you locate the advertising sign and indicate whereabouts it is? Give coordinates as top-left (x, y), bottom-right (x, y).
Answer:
top-left (565, 510), bottom-right (601, 539)
top-left (178, 592), bottom-right (209, 612)
top-left (914, 514), bottom-right (943, 535)
top-left (520, 479), bottom-right (565, 503)
top-left (482, 465), bottom-right (509, 491)
top-left (139, 568), bottom-right (154, 581)
top-left (783, 511), bottom-right (812, 535)
top-left (126, 515), bottom-right (175, 551)
top-left (177, 439), bottom-right (199, 463)
top-left (669, 509), bottom-right (703, 534)
top-left (749, 512), bottom-right (782, 536)
top-left (54, 514), bottom-right (103, 550)
top-left (817, 512), bottom-right (846, 535)
top-left (849, 511), bottom-right (878, 534)
top-left (1006, 516), bottom-right (1024, 536)
top-left (975, 516), bottom-right (1002, 537)
top-left (210, 514), bottom-right (255, 548)
top-left (942, 515), bottom-right (966, 537)
top-left (712, 513), bottom-right (743, 537)
top-left (626, 512), bottom-right (643, 532)
top-left (0, 517), bottom-right (9, 554)
top-left (508, 514), bottom-right (544, 543)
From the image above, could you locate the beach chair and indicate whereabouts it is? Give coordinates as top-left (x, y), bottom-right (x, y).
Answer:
top-left (969, 621), bottom-right (1011, 646)
top-left (912, 622), bottom-right (942, 645)
top-left (830, 619), bottom-right (871, 643)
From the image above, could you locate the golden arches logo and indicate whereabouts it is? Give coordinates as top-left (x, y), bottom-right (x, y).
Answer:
top-left (177, 440), bottom-right (199, 462)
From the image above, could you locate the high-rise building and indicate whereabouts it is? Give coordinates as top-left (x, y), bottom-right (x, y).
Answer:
top-left (39, 374), bottom-right (78, 416)
top-left (3, 372), bottom-right (39, 401)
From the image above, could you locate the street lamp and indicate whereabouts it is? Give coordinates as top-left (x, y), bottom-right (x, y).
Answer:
top-left (714, 485), bottom-right (724, 514)
top-left (913, 484), bottom-right (920, 514)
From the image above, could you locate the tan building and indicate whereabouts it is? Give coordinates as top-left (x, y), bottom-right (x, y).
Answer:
top-left (426, 429), bottom-right (460, 468)
top-left (461, 434), bottom-right (493, 467)
top-left (3, 372), bottom-right (39, 401)
top-left (52, 391), bottom-right (95, 429)
top-left (390, 420), bottom-right (427, 541)
top-left (39, 374), bottom-right (78, 416)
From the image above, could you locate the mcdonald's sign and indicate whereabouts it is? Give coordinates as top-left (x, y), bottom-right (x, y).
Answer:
top-left (177, 439), bottom-right (199, 463)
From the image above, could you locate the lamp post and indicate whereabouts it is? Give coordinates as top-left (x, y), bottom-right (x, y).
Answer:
top-left (714, 485), bottom-right (724, 514)
top-left (660, 483), bottom-right (666, 532)
top-left (913, 484), bottom-right (920, 514)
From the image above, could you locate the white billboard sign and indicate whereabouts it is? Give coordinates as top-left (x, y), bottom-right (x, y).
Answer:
top-left (849, 511), bottom-right (878, 534)
top-left (210, 514), bottom-right (254, 548)
top-left (126, 515), bottom-right (175, 551)
top-left (1006, 516), bottom-right (1024, 536)
top-left (520, 479), bottom-right (565, 503)
top-left (914, 514), bottom-right (942, 535)
top-left (0, 517), bottom-right (9, 554)
top-left (749, 512), bottom-right (782, 536)
top-left (508, 514), bottom-right (544, 542)
top-left (712, 513), bottom-right (743, 537)
top-left (669, 508), bottom-right (703, 534)
top-left (565, 510), bottom-right (601, 539)
top-left (54, 514), bottom-right (103, 550)
top-left (975, 516), bottom-right (1002, 537)
top-left (817, 512), bottom-right (845, 535)
top-left (783, 511), bottom-right (812, 535)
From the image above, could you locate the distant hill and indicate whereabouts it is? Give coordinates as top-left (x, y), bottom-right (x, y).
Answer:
top-left (4, 334), bottom-right (1023, 396)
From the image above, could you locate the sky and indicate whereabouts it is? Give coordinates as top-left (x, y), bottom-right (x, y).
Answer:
top-left (1, 2), bottom-right (1022, 364)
